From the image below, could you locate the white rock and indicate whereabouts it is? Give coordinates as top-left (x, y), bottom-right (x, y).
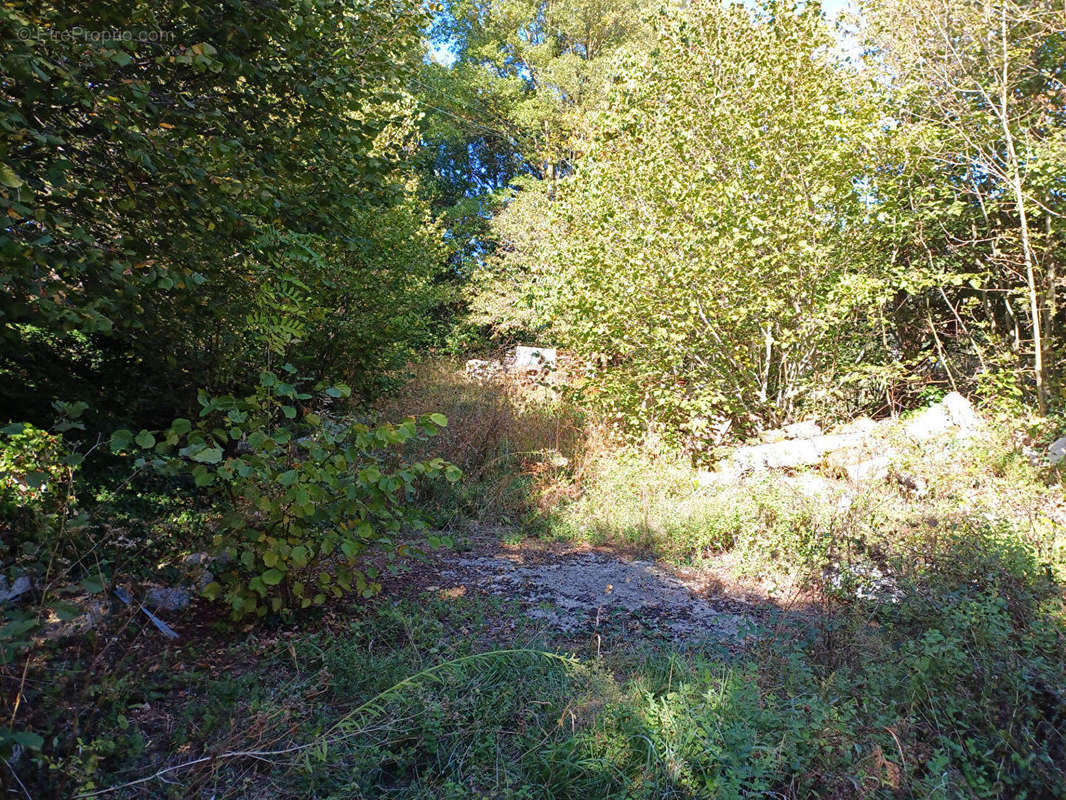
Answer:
top-left (844, 456), bottom-right (892, 484)
top-left (904, 403), bottom-right (952, 440)
top-left (838, 417), bottom-right (880, 436)
top-left (727, 432), bottom-right (865, 472)
top-left (144, 586), bottom-right (191, 612)
top-left (782, 420), bottom-right (822, 439)
top-left (905, 393), bottom-right (980, 441)
top-left (511, 346), bottom-right (557, 372)
top-left (942, 391), bottom-right (980, 431)
top-left (1048, 437), bottom-right (1066, 465)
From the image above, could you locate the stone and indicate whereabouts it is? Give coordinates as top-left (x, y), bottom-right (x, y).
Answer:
top-left (1048, 437), bottom-right (1066, 465)
top-left (143, 586), bottom-right (192, 612)
top-left (837, 417), bottom-right (879, 436)
top-left (183, 552), bottom-right (215, 590)
top-left (727, 432), bottom-right (864, 472)
top-left (905, 392), bottom-right (980, 441)
top-left (730, 439), bottom-right (819, 471)
top-left (510, 345), bottom-right (557, 372)
top-left (782, 420), bottom-right (822, 439)
top-left (904, 403), bottom-right (952, 441)
top-left (0, 575), bottom-right (32, 603)
top-left (942, 391), bottom-right (980, 430)
top-left (844, 456), bottom-right (892, 484)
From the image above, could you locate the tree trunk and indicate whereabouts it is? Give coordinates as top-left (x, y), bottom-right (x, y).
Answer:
top-left (999, 2), bottom-right (1047, 414)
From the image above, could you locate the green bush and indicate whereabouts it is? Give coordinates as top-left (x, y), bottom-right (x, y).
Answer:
top-left (112, 368), bottom-right (460, 619)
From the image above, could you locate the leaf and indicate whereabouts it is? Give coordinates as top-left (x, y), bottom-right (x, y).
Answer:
top-left (11, 730), bottom-right (43, 749)
top-left (135, 429), bottom-right (156, 449)
top-left (190, 446), bottom-right (223, 464)
top-left (429, 413), bottom-right (448, 427)
top-left (170, 418), bottom-right (192, 436)
top-left (192, 464), bottom-right (215, 486)
top-left (0, 163), bottom-right (24, 188)
top-left (24, 471), bottom-right (48, 489)
top-left (51, 601), bottom-right (82, 621)
top-left (277, 470), bottom-right (299, 487)
top-left (82, 575), bottom-right (105, 594)
top-left (110, 429), bottom-right (134, 451)
top-left (261, 568), bottom-right (285, 586)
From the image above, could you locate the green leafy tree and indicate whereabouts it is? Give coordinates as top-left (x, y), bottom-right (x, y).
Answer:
top-left (0, 0), bottom-right (443, 420)
top-left (473, 1), bottom-right (889, 437)
top-left (864, 0), bottom-right (1065, 413)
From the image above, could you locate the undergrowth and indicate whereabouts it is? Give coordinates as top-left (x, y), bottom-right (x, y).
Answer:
top-left (6, 362), bottom-right (1065, 798)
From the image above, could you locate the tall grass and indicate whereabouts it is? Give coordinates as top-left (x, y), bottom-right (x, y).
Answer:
top-left (374, 359), bottom-right (591, 529)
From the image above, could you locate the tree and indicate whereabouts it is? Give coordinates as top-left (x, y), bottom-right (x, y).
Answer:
top-left (414, 0), bottom-right (658, 281)
top-left (864, 0), bottom-right (1065, 414)
top-left (473, 0), bottom-right (889, 439)
top-left (0, 0), bottom-right (443, 421)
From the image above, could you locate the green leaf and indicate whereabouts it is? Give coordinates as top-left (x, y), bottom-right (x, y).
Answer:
top-left (110, 429), bottom-right (134, 452)
top-left (11, 730), bottom-right (43, 749)
top-left (0, 163), bottom-right (24, 188)
top-left (429, 413), bottom-right (448, 427)
top-left (190, 446), bottom-right (223, 464)
top-left (82, 575), bottom-right (105, 594)
top-left (170, 418), bottom-right (192, 436)
top-left (135, 429), bottom-right (156, 449)
top-left (51, 601), bottom-right (82, 621)
top-left (192, 464), bottom-right (215, 486)
top-left (24, 471), bottom-right (48, 489)
top-left (261, 568), bottom-right (285, 586)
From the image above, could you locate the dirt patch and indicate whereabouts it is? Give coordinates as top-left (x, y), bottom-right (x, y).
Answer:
top-left (430, 549), bottom-right (757, 641)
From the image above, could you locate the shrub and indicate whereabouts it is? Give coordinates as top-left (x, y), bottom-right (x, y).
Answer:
top-left (111, 367), bottom-right (460, 619)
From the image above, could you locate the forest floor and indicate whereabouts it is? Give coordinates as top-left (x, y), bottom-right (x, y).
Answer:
top-left (10, 361), bottom-right (1066, 799)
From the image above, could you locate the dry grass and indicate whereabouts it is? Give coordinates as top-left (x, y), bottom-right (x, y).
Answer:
top-left (374, 359), bottom-right (596, 525)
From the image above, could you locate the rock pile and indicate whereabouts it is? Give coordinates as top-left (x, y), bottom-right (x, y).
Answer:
top-left (700, 392), bottom-right (982, 487)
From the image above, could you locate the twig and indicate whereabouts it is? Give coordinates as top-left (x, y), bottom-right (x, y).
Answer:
top-left (3, 755), bottom-right (33, 800)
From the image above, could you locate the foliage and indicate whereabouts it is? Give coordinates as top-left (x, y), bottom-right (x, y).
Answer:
top-left (472, 1), bottom-right (892, 436)
top-left (0, 0), bottom-right (443, 421)
top-left (416, 0), bottom-right (658, 279)
top-left (111, 370), bottom-right (461, 618)
top-left (863, 0), bottom-right (1066, 413)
